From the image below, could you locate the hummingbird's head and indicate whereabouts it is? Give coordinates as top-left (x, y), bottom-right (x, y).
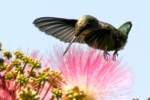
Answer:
top-left (118, 21), bottom-right (132, 37)
top-left (77, 15), bottom-right (99, 25)
top-left (75, 15), bottom-right (100, 36)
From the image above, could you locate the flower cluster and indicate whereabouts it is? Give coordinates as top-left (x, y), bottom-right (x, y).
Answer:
top-left (0, 50), bottom-right (64, 100)
top-left (54, 47), bottom-right (133, 100)
top-left (0, 46), bottom-right (133, 100)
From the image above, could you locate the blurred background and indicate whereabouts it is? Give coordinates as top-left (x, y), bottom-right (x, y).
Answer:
top-left (0, 0), bottom-right (150, 99)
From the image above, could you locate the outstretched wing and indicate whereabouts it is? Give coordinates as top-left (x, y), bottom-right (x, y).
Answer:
top-left (33, 17), bottom-right (77, 42)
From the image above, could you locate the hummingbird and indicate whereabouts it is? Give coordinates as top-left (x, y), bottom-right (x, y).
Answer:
top-left (33, 15), bottom-right (132, 59)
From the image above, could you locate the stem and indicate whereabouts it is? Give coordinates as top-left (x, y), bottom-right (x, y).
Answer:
top-left (27, 67), bottom-right (34, 78)
top-left (15, 84), bottom-right (22, 92)
top-left (41, 83), bottom-right (51, 100)
top-left (22, 63), bottom-right (27, 72)
top-left (39, 81), bottom-right (46, 94)
top-left (37, 81), bottom-right (41, 94)
top-left (4, 65), bottom-right (13, 75)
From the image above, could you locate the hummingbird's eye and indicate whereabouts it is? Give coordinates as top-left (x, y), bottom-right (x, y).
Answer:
top-left (118, 21), bottom-right (132, 36)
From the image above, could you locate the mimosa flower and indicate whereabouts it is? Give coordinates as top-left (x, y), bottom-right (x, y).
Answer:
top-left (53, 46), bottom-right (133, 100)
top-left (0, 50), bottom-right (64, 100)
top-left (0, 47), bottom-right (133, 100)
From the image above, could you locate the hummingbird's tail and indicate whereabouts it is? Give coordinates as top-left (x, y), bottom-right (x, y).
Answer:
top-left (118, 21), bottom-right (132, 36)
top-left (63, 36), bottom-right (77, 56)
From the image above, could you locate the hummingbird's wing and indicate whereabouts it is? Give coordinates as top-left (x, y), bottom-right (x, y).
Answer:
top-left (33, 17), bottom-right (77, 42)
top-left (84, 29), bottom-right (113, 50)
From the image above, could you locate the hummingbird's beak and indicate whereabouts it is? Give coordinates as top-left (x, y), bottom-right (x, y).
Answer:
top-left (63, 36), bottom-right (77, 56)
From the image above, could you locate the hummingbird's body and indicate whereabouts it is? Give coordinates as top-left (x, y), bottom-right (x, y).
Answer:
top-left (33, 15), bottom-right (132, 59)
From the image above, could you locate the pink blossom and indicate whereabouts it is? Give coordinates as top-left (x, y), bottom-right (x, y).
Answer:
top-left (0, 79), bottom-right (16, 100)
top-left (54, 46), bottom-right (133, 100)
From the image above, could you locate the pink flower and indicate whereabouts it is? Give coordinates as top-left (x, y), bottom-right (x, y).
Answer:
top-left (0, 50), bottom-right (63, 100)
top-left (53, 46), bottom-right (133, 100)
top-left (0, 47), bottom-right (133, 100)
top-left (0, 78), bottom-right (16, 100)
